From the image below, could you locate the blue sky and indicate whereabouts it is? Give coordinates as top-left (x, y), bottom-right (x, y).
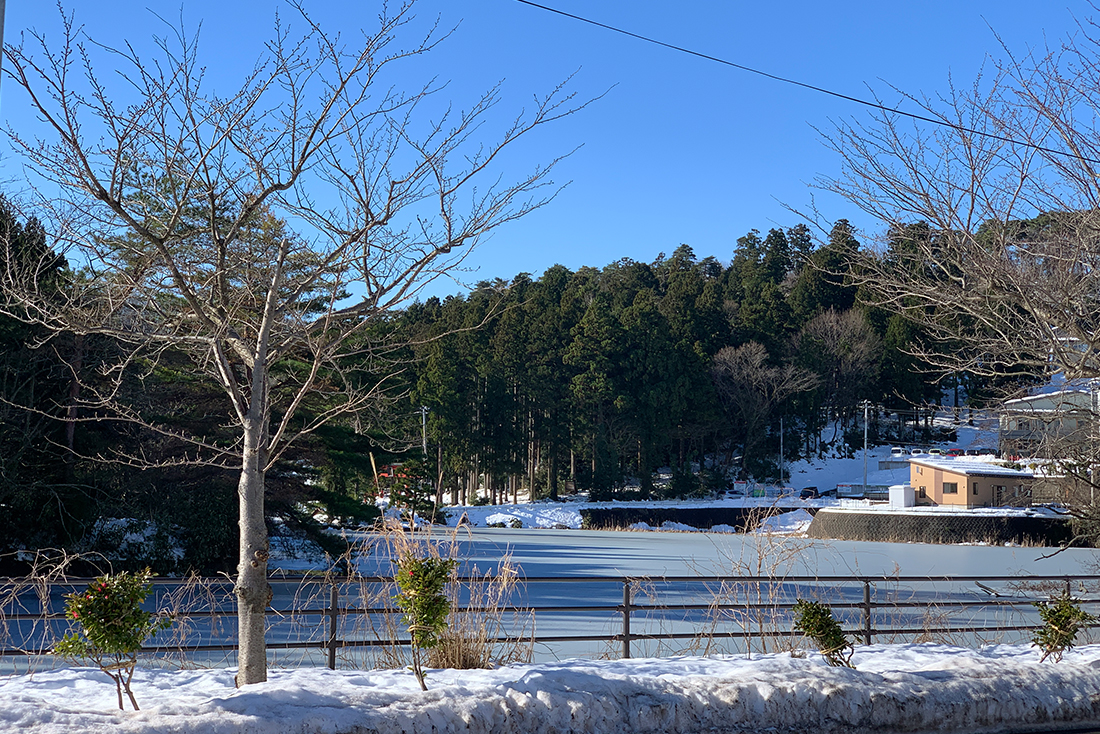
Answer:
top-left (0, 1), bottom-right (1086, 298)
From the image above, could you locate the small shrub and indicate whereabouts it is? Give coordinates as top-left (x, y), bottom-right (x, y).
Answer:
top-left (792, 599), bottom-right (853, 668)
top-left (53, 569), bottom-right (171, 710)
top-left (1033, 594), bottom-right (1095, 662)
top-left (393, 555), bottom-right (458, 690)
top-left (427, 560), bottom-right (532, 670)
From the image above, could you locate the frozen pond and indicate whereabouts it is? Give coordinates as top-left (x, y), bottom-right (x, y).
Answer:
top-left (345, 527), bottom-right (1100, 579)
top-left (334, 528), bottom-right (1100, 662)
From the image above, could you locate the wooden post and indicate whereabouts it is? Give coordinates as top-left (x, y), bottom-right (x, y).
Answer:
top-left (862, 580), bottom-right (873, 646)
top-left (622, 580), bottom-right (632, 659)
top-left (328, 581), bottom-right (339, 670)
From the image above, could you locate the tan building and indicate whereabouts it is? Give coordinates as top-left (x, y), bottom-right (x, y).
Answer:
top-left (909, 457), bottom-right (1034, 508)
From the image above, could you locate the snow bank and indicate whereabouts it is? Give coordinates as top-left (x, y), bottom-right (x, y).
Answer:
top-left (753, 508), bottom-right (815, 535)
top-left (449, 497), bottom-right (826, 532)
top-left (5, 644), bottom-right (1100, 733)
top-left (623, 510), bottom-right (811, 536)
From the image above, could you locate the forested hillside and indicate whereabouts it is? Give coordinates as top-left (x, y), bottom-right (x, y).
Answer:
top-left (397, 219), bottom-right (971, 505)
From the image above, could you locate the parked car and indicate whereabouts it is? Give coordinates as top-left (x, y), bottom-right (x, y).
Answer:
top-left (977, 447), bottom-right (998, 456)
top-left (890, 446), bottom-right (906, 457)
top-left (946, 448), bottom-right (965, 457)
top-left (964, 449), bottom-right (981, 456)
top-left (927, 448), bottom-right (945, 455)
top-left (799, 486), bottom-right (819, 499)
top-left (910, 448), bottom-right (925, 455)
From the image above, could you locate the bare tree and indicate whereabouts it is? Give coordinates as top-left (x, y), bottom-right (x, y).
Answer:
top-left (1, 3), bottom-right (585, 684)
top-left (792, 307), bottom-right (881, 436)
top-left (816, 13), bottom-right (1100, 537)
top-left (711, 342), bottom-right (818, 476)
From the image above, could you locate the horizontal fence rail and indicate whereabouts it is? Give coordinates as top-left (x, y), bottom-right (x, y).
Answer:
top-left (3, 573), bottom-right (1100, 670)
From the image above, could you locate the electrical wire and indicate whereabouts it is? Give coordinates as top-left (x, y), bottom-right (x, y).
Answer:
top-left (514, 0), bottom-right (1100, 167)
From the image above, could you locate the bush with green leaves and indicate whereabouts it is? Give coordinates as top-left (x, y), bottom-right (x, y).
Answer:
top-left (53, 569), bottom-right (171, 710)
top-left (1033, 594), bottom-right (1095, 662)
top-left (792, 598), bottom-right (853, 668)
top-left (394, 555), bottom-right (458, 690)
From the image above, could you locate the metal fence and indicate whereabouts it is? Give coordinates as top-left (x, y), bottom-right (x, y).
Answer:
top-left (3, 572), bottom-right (1099, 671)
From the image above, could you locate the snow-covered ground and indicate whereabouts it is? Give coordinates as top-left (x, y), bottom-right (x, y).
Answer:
top-left (445, 496), bottom-right (827, 532)
top-left (5, 643), bottom-right (1100, 734)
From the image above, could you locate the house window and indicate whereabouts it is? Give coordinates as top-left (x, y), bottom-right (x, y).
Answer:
top-left (916, 466), bottom-right (923, 475)
top-left (919, 486), bottom-right (926, 498)
top-left (972, 482), bottom-right (978, 495)
top-left (943, 482), bottom-right (958, 494)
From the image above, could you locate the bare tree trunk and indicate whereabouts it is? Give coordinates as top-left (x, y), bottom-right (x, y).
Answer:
top-left (528, 432), bottom-right (536, 502)
top-left (235, 414), bottom-right (272, 687)
top-left (63, 334), bottom-right (84, 482)
top-left (548, 437), bottom-right (559, 501)
top-left (435, 443), bottom-right (444, 506)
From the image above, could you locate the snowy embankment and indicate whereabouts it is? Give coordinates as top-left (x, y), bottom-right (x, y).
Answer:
top-left (444, 498), bottom-right (822, 533)
top-left (5, 644), bottom-right (1100, 734)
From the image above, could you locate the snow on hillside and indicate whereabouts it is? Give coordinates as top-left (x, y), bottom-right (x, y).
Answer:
top-left (445, 496), bottom-right (827, 532)
top-left (5, 644), bottom-right (1099, 734)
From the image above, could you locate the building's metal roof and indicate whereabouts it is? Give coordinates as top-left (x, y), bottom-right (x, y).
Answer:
top-left (908, 456), bottom-right (1034, 478)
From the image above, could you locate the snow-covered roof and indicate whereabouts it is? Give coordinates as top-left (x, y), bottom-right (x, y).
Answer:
top-left (1003, 388), bottom-right (1093, 410)
top-left (908, 456), bottom-right (1034, 478)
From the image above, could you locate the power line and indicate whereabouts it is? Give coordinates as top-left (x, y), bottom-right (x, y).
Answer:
top-left (514, 0), bottom-right (1100, 167)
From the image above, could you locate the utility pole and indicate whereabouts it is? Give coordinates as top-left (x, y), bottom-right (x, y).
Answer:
top-left (419, 406), bottom-right (429, 457)
top-left (418, 405), bottom-right (431, 507)
top-left (862, 400), bottom-right (870, 493)
top-left (779, 415), bottom-right (784, 485)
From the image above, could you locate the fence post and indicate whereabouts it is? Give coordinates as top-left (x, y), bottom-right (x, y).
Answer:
top-left (862, 579), bottom-right (872, 646)
top-left (328, 580), bottom-right (338, 670)
top-left (622, 580), bottom-right (632, 659)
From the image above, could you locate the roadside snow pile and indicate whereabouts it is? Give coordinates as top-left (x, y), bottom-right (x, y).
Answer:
top-left (5, 644), bottom-right (1100, 733)
top-left (628, 520), bottom-right (727, 533)
top-left (753, 508), bottom-right (814, 535)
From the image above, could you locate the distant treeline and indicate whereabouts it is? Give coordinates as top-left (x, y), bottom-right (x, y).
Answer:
top-left (397, 219), bottom-right (994, 504)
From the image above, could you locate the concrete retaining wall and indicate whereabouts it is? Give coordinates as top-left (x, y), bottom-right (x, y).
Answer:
top-left (806, 509), bottom-right (1076, 546)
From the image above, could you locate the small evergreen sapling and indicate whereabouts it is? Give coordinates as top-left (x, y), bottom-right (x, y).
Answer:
top-left (393, 556), bottom-right (458, 690)
top-left (1032, 594), bottom-right (1095, 662)
top-left (53, 569), bottom-right (171, 710)
top-left (792, 598), bottom-right (854, 668)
